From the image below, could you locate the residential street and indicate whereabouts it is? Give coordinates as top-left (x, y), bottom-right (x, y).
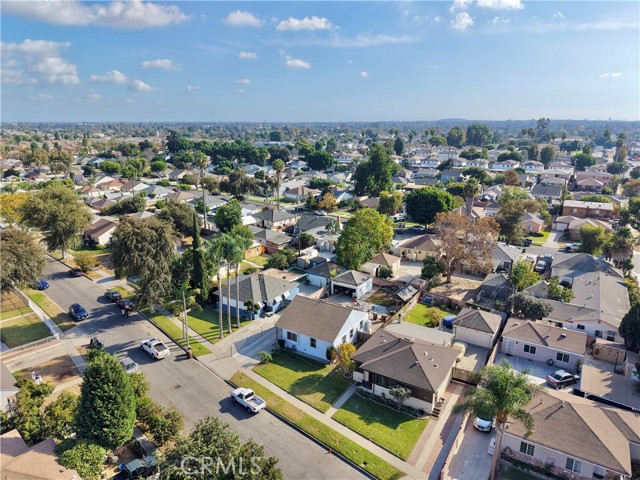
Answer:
top-left (42, 256), bottom-right (364, 480)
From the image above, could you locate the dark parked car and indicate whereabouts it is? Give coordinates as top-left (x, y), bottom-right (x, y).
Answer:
top-left (104, 290), bottom-right (123, 302)
top-left (116, 298), bottom-right (135, 311)
top-left (68, 268), bottom-right (83, 277)
top-left (118, 455), bottom-right (158, 479)
top-left (546, 369), bottom-right (579, 389)
top-left (69, 303), bottom-right (88, 321)
top-left (33, 278), bottom-right (49, 290)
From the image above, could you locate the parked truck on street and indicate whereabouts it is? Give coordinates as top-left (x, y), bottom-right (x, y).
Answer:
top-left (231, 388), bottom-right (266, 413)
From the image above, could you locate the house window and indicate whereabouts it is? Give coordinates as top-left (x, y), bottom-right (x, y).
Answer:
top-left (595, 330), bottom-right (602, 338)
top-left (342, 335), bottom-right (347, 344)
top-left (359, 320), bottom-right (364, 329)
top-left (374, 374), bottom-right (388, 388)
top-left (576, 324), bottom-right (585, 330)
top-left (572, 208), bottom-right (577, 213)
top-left (606, 331), bottom-right (616, 341)
top-left (565, 458), bottom-right (582, 474)
top-left (519, 442), bottom-right (535, 456)
top-left (556, 352), bottom-right (570, 363)
top-left (286, 332), bottom-right (298, 342)
top-left (310, 338), bottom-right (317, 348)
top-left (349, 329), bottom-right (354, 338)
top-left (523, 344), bottom-right (537, 355)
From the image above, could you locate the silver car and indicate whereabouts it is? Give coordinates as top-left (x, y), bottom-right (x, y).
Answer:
top-left (120, 356), bottom-right (140, 374)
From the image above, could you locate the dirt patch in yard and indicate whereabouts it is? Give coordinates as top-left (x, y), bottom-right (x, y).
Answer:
top-left (14, 354), bottom-right (80, 386)
top-left (1, 291), bottom-right (27, 312)
top-left (430, 274), bottom-right (483, 301)
top-left (364, 289), bottom-right (402, 308)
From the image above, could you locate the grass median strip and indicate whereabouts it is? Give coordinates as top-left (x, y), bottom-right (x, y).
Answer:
top-left (25, 289), bottom-right (76, 331)
top-left (142, 309), bottom-right (211, 357)
top-left (332, 395), bottom-right (428, 460)
top-left (231, 371), bottom-right (405, 480)
top-left (253, 350), bottom-right (350, 413)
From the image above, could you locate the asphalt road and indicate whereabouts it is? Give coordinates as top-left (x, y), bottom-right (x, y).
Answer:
top-left (43, 256), bottom-right (364, 480)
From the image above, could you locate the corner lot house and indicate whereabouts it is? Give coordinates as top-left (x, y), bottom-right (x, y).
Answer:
top-left (501, 319), bottom-right (586, 368)
top-left (352, 329), bottom-right (459, 414)
top-left (330, 270), bottom-right (373, 299)
top-left (220, 273), bottom-right (298, 317)
top-left (275, 297), bottom-right (367, 362)
top-left (502, 392), bottom-right (639, 480)
top-left (452, 308), bottom-right (502, 349)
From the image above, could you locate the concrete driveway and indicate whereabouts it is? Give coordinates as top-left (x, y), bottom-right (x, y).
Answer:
top-left (444, 419), bottom-right (493, 480)
top-left (494, 353), bottom-right (576, 392)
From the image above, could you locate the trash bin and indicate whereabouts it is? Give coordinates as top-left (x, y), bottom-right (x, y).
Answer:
top-left (186, 348), bottom-right (193, 359)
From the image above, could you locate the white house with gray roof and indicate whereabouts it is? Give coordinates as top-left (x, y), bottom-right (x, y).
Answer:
top-left (452, 308), bottom-right (503, 349)
top-left (219, 273), bottom-right (299, 317)
top-left (330, 270), bottom-right (373, 299)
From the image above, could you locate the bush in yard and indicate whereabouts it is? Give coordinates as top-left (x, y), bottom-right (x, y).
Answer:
top-left (42, 391), bottom-right (78, 440)
top-left (331, 343), bottom-right (356, 377)
top-left (12, 378), bottom-right (54, 445)
top-left (74, 251), bottom-right (97, 272)
top-left (421, 255), bottom-right (445, 280)
top-left (388, 385), bottom-right (412, 410)
top-left (377, 265), bottom-right (393, 279)
top-left (243, 265), bottom-right (258, 275)
top-left (58, 439), bottom-right (106, 480)
top-left (147, 405), bottom-right (183, 446)
top-left (258, 351), bottom-right (273, 363)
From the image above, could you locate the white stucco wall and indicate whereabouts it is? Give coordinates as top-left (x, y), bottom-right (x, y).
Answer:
top-left (453, 326), bottom-right (495, 349)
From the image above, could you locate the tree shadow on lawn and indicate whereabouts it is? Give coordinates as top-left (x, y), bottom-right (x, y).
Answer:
top-left (341, 396), bottom-right (414, 430)
top-left (290, 373), bottom-right (326, 396)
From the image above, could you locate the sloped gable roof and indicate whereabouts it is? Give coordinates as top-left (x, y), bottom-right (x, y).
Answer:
top-left (502, 319), bottom-right (586, 355)
top-left (454, 308), bottom-right (502, 334)
top-left (332, 270), bottom-right (371, 287)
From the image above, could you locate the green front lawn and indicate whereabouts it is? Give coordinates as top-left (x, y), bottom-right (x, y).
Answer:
top-left (187, 307), bottom-right (252, 344)
top-left (0, 313), bottom-right (52, 348)
top-left (526, 229), bottom-right (550, 246)
top-left (332, 394), bottom-right (428, 460)
top-left (247, 255), bottom-right (270, 267)
top-left (403, 303), bottom-right (452, 328)
top-left (253, 351), bottom-right (351, 413)
top-left (231, 371), bottom-right (404, 480)
top-left (25, 290), bottom-right (76, 331)
top-left (143, 310), bottom-right (211, 357)
top-left (0, 306), bottom-right (32, 321)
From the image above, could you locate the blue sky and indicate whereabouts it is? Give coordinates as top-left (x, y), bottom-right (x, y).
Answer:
top-left (1, 1), bottom-right (638, 122)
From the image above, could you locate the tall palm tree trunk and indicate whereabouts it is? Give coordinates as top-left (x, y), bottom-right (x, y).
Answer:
top-left (465, 196), bottom-right (473, 217)
top-left (201, 167), bottom-right (207, 230)
top-left (217, 272), bottom-right (224, 339)
top-left (235, 263), bottom-right (241, 327)
top-left (226, 264), bottom-right (232, 334)
top-left (489, 423), bottom-right (505, 480)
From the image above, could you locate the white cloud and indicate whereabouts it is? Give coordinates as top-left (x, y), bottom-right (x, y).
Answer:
top-left (285, 56), bottom-right (311, 69)
top-left (2, 0), bottom-right (189, 29)
top-left (90, 70), bottom-right (129, 84)
top-left (434, 16), bottom-right (443, 22)
top-left (0, 69), bottom-right (23, 84)
top-left (142, 58), bottom-right (179, 70)
top-left (600, 72), bottom-right (622, 78)
top-left (238, 51), bottom-right (257, 59)
top-left (449, 0), bottom-right (472, 13)
top-left (224, 10), bottom-right (263, 27)
top-left (525, 20), bottom-right (638, 33)
top-left (360, 71), bottom-right (368, 78)
top-left (276, 16), bottom-right (335, 31)
top-left (34, 93), bottom-right (54, 100)
top-left (476, 0), bottom-right (524, 10)
top-left (324, 34), bottom-right (418, 48)
top-left (553, 11), bottom-right (565, 19)
top-left (128, 79), bottom-right (157, 91)
top-left (1, 39), bottom-right (78, 86)
top-left (451, 12), bottom-right (474, 30)
top-left (490, 16), bottom-right (510, 25)
top-left (84, 92), bottom-right (102, 101)
top-left (186, 85), bottom-right (200, 92)
top-left (235, 79), bottom-right (251, 85)
top-left (236, 88), bottom-right (245, 94)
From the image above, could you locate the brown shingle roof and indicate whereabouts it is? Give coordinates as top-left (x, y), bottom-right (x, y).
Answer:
top-left (369, 252), bottom-right (401, 266)
top-left (454, 308), bottom-right (502, 334)
top-left (502, 319), bottom-right (586, 355)
top-left (352, 329), bottom-right (459, 393)
top-left (85, 218), bottom-right (117, 238)
top-left (275, 297), bottom-right (357, 344)
top-left (399, 234), bottom-right (440, 251)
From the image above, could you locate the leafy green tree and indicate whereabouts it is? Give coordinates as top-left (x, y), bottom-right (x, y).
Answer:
top-left (298, 232), bottom-right (316, 250)
top-left (389, 385), bottom-right (411, 409)
top-left (231, 225), bottom-right (254, 327)
top-left (620, 303), bottom-right (640, 351)
top-left (58, 440), bottom-right (107, 480)
top-left (405, 187), bottom-right (455, 225)
top-left (48, 150), bottom-right (73, 174)
top-left (579, 224), bottom-right (609, 256)
top-left (607, 162), bottom-right (627, 175)
top-left (336, 208), bottom-right (393, 270)
top-left (170, 150), bottom-right (195, 169)
top-left (158, 201), bottom-right (198, 236)
top-left (623, 179), bottom-right (640, 198)
top-left (527, 145), bottom-right (539, 161)
top-left (306, 150), bottom-right (335, 171)
top-left (547, 277), bottom-right (573, 302)
top-left (326, 137), bottom-right (338, 153)
top-left (511, 261), bottom-right (540, 291)
top-left (353, 144), bottom-right (394, 196)
top-left (421, 255), bottom-right (445, 280)
top-left (317, 192), bottom-right (338, 212)
top-left (99, 160), bottom-right (122, 174)
top-left (509, 292), bottom-right (553, 320)
top-left (428, 135), bottom-right (447, 147)
top-left (104, 194), bottom-right (146, 215)
top-left (539, 145), bottom-right (555, 166)
top-left (573, 152), bottom-right (596, 171)
top-left (214, 199), bottom-right (242, 233)
top-left (446, 126), bottom-right (466, 148)
top-left (220, 168), bottom-right (256, 199)
top-left (21, 185), bottom-right (92, 258)
top-left (630, 166), bottom-right (640, 179)
top-left (393, 136), bottom-right (404, 156)
top-left (110, 217), bottom-right (178, 310)
top-left (12, 378), bottom-right (54, 445)
top-left (496, 197), bottom-right (541, 245)
top-left (462, 167), bottom-right (492, 184)
top-left (465, 123), bottom-right (491, 147)
top-left (76, 352), bottom-right (136, 450)
top-left (377, 190), bottom-right (403, 216)
top-left (308, 177), bottom-right (333, 192)
top-left (43, 391), bottom-right (78, 440)
top-left (0, 228), bottom-right (45, 292)
top-left (160, 416), bottom-right (283, 480)
top-left (454, 361), bottom-right (540, 480)
top-left (265, 251), bottom-right (292, 270)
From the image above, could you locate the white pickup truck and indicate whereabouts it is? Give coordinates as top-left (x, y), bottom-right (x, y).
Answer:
top-left (231, 388), bottom-right (266, 413)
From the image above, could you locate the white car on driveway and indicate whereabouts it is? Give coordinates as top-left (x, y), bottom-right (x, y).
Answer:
top-left (140, 338), bottom-right (170, 360)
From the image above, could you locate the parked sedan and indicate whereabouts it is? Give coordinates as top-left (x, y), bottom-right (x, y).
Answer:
top-left (68, 268), bottom-right (83, 277)
top-left (68, 303), bottom-right (88, 321)
top-left (473, 415), bottom-right (493, 432)
top-left (33, 278), bottom-right (49, 290)
top-left (546, 369), bottom-right (580, 389)
top-left (315, 210), bottom-right (327, 216)
top-left (119, 356), bottom-right (140, 374)
top-left (104, 290), bottom-right (123, 302)
top-left (534, 260), bottom-right (547, 273)
top-left (408, 225), bottom-right (425, 232)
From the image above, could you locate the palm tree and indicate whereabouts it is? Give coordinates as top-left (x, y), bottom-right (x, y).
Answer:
top-left (206, 238), bottom-right (226, 339)
top-left (462, 178), bottom-right (480, 217)
top-left (454, 361), bottom-right (541, 480)
top-left (165, 279), bottom-right (201, 350)
top-left (273, 159), bottom-right (285, 210)
top-left (218, 234), bottom-right (239, 334)
top-left (193, 151), bottom-right (210, 229)
top-left (231, 230), bottom-right (253, 328)
top-left (605, 226), bottom-right (634, 266)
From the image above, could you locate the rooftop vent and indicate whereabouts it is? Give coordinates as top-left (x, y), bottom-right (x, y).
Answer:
top-left (433, 364), bottom-right (438, 368)
top-left (560, 333), bottom-right (567, 338)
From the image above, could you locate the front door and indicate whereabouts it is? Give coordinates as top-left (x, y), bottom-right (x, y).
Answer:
top-left (506, 340), bottom-right (516, 356)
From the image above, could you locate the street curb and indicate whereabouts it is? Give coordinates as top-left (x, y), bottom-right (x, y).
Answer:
top-left (225, 376), bottom-right (377, 480)
top-left (47, 253), bottom-right (91, 280)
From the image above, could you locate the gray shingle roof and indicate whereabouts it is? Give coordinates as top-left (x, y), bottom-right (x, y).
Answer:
top-left (454, 308), bottom-right (502, 334)
top-left (307, 261), bottom-right (345, 278)
top-left (502, 318), bottom-right (587, 355)
top-left (332, 270), bottom-right (370, 287)
top-left (228, 273), bottom-right (297, 304)
top-left (253, 209), bottom-right (297, 222)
